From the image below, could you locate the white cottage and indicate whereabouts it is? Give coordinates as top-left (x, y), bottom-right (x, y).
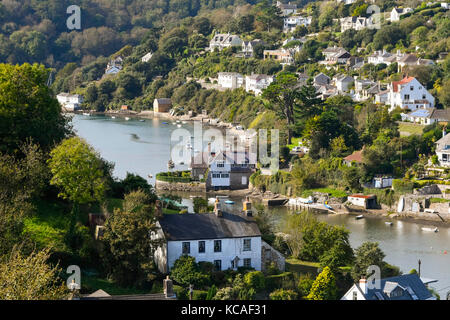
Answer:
top-left (56, 93), bottom-right (84, 111)
top-left (209, 33), bottom-right (242, 51)
top-left (152, 201), bottom-right (262, 273)
top-left (245, 74), bottom-right (274, 95)
top-left (387, 76), bottom-right (435, 112)
top-left (218, 72), bottom-right (244, 89)
top-left (435, 129), bottom-right (450, 167)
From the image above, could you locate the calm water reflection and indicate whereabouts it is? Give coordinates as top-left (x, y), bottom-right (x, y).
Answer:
top-left (72, 114), bottom-right (450, 296)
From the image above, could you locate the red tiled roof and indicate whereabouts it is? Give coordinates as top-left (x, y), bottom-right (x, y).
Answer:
top-left (392, 76), bottom-right (414, 92)
top-left (349, 194), bottom-right (375, 199)
top-left (344, 150), bottom-right (363, 163)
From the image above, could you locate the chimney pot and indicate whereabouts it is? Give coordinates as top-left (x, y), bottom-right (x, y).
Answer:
top-left (214, 197), bottom-right (222, 217)
top-left (359, 277), bottom-right (368, 294)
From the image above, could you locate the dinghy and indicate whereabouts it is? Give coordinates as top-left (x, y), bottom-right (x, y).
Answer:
top-left (385, 222), bottom-right (393, 226)
top-left (421, 227), bottom-right (439, 232)
top-left (225, 200), bottom-right (235, 204)
top-left (355, 215), bottom-right (364, 220)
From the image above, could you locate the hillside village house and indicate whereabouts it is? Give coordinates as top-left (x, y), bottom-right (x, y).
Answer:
top-left (207, 151), bottom-right (256, 190)
top-left (320, 46), bottom-right (350, 65)
top-left (245, 74), bottom-right (275, 95)
top-left (341, 274), bottom-right (436, 300)
top-left (105, 56), bottom-right (123, 75)
top-left (283, 15), bottom-right (312, 33)
top-left (343, 149), bottom-right (363, 166)
top-left (336, 0), bottom-right (357, 4)
top-left (56, 93), bottom-right (84, 111)
top-left (386, 76), bottom-right (435, 111)
top-left (397, 54), bottom-right (435, 72)
top-left (368, 50), bottom-right (396, 65)
top-left (218, 72), bottom-right (244, 89)
top-left (347, 194), bottom-right (377, 209)
top-left (435, 129), bottom-right (450, 167)
top-left (401, 108), bottom-right (438, 125)
top-left (153, 98), bottom-right (172, 113)
top-left (333, 74), bottom-right (353, 93)
top-left (314, 72), bottom-right (331, 86)
top-left (390, 7), bottom-right (413, 21)
top-left (141, 52), bottom-right (153, 62)
top-left (276, 1), bottom-right (298, 16)
top-left (241, 39), bottom-right (265, 58)
top-left (340, 16), bottom-right (369, 32)
top-left (209, 33), bottom-right (242, 51)
top-left (263, 49), bottom-right (294, 65)
top-left (152, 199), bottom-right (262, 273)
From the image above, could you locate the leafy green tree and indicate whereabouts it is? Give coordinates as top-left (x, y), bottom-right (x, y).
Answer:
top-left (47, 137), bottom-right (107, 243)
top-left (306, 266), bottom-right (338, 300)
top-left (102, 190), bottom-right (161, 287)
top-left (213, 274), bottom-right (255, 300)
top-left (351, 242), bottom-right (387, 282)
top-left (170, 255), bottom-right (209, 287)
top-left (297, 274), bottom-right (315, 298)
top-left (0, 247), bottom-right (67, 300)
top-left (262, 72), bottom-right (300, 144)
top-left (0, 63), bottom-right (69, 154)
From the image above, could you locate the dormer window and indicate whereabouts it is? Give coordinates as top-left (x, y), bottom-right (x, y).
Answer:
top-left (217, 161), bottom-right (225, 168)
top-left (410, 86), bottom-right (414, 91)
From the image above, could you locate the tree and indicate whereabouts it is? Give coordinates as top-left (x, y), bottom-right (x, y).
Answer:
top-left (170, 255), bottom-right (209, 287)
top-left (306, 266), bottom-right (338, 300)
top-left (244, 271), bottom-right (265, 291)
top-left (47, 137), bottom-right (107, 243)
top-left (0, 247), bottom-right (67, 300)
top-left (0, 63), bottom-right (69, 154)
top-left (351, 242), bottom-right (385, 282)
top-left (102, 190), bottom-right (161, 287)
top-left (281, 211), bottom-right (316, 258)
top-left (262, 72), bottom-right (300, 144)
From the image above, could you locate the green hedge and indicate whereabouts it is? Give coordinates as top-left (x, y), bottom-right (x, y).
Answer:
top-left (414, 180), bottom-right (450, 188)
top-left (156, 171), bottom-right (193, 183)
top-left (265, 272), bottom-right (293, 291)
top-left (392, 179), bottom-right (414, 193)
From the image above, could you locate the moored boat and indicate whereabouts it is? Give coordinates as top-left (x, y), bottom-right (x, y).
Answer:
top-left (355, 215), bottom-right (364, 220)
top-left (421, 227), bottom-right (438, 232)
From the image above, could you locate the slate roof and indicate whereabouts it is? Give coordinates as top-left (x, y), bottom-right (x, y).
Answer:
top-left (430, 109), bottom-right (450, 121)
top-left (362, 274), bottom-right (433, 300)
top-left (81, 290), bottom-right (176, 300)
top-left (158, 212), bottom-right (261, 241)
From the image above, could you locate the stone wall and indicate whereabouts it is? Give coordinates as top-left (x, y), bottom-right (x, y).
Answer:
top-left (155, 179), bottom-right (206, 192)
top-left (261, 240), bottom-right (286, 272)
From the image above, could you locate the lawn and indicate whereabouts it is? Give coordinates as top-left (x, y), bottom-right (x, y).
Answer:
top-left (429, 197), bottom-right (449, 203)
top-left (398, 122), bottom-right (425, 136)
top-left (81, 274), bottom-right (151, 295)
top-left (287, 137), bottom-right (302, 150)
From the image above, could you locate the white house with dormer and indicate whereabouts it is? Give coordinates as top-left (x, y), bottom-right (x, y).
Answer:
top-left (218, 72), bottom-right (244, 89)
top-left (283, 15), bottom-right (312, 33)
top-left (390, 7), bottom-right (413, 21)
top-left (209, 33), bottom-right (243, 51)
top-left (435, 129), bottom-right (450, 166)
top-left (245, 74), bottom-right (275, 95)
top-left (276, 1), bottom-right (298, 16)
top-left (152, 200), bottom-right (262, 273)
top-left (387, 76), bottom-right (435, 112)
top-left (56, 93), bottom-right (84, 111)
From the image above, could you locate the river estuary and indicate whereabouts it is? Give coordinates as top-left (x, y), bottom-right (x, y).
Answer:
top-left (72, 114), bottom-right (450, 296)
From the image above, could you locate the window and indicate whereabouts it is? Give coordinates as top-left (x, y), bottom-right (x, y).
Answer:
top-left (221, 173), bottom-right (229, 178)
top-left (242, 176), bottom-right (247, 185)
top-left (243, 258), bottom-right (251, 268)
top-left (214, 240), bottom-right (222, 252)
top-left (353, 291), bottom-right (358, 300)
top-left (212, 173), bottom-right (220, 178)
top-left (243, 239), bottom-right (251, 251)
top-left (410, 86), bottom-right (414, 91)
top-left (182, 242), bottom-right (190, 254)
top-left (198, 241), bottom-right (205, 253)
top-left (422, 94), bottom-right (426, 99)
top-left (217, 161), bottom-right (225, 168)
top-left (404, 94), bottom-right (410, 100)
top-left (214, 260), bottom-right (222, 271)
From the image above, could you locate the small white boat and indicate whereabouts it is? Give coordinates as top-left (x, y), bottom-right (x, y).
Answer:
top-left (385, 222), bottom-right (393, 226)
top-left (208, 198), bottom-right (216, 205)
top-left (182, 121), bottom-right (187, 124)
top-left (148, 174), bottom-right (153, 179)
top-left (125, 117), bottom-right (130, 121)
top-left (216, 195), bottom-right (229, 199)
top-left (225, 200), bottom-right (235, 204)
top-left (178, 161), bottom-right (184, 165)
top-left (111, 116), bottom-right (116, 119)
top-left (177, 124), bottom-right (182, 128)
top-left (176, 120), bottom-right (181, 123)
top-left (139, 119), bottom-right (145, 122)
top-left (355, 215), bottom-right (364, 220)
top-left (83, 112), bottom-right (90, 116)
top-left (421, 227), bottom-right (439, 232)
top-left (172, 122), bottom-right (176, 125)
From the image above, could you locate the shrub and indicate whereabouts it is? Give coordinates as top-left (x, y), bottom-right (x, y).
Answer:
top-left (244, 271), bottom-right (266, 291)
top-left (266, 272), bottom-right (293, 291)
top-left (193, 290), bottom-right (208, 300)
top-left (269, 289), bottom-right (298, 300)
top-left (392, 179), bottom-right (414, 193)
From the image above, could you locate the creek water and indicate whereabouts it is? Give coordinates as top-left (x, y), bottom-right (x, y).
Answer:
top-left (72, 114), bottom-right (450, 296)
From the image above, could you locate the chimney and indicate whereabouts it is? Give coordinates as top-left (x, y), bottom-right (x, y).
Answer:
top-left (359, 277), bottom-right (368, 295)
top-left (163, 275), bottom-right (175, 298)
top-left (208, 142), bottom-right (212, 155)
top-left (242, 196), bottom-right (253, 217)
top-left (214, 197), bottom-right (222, 217)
